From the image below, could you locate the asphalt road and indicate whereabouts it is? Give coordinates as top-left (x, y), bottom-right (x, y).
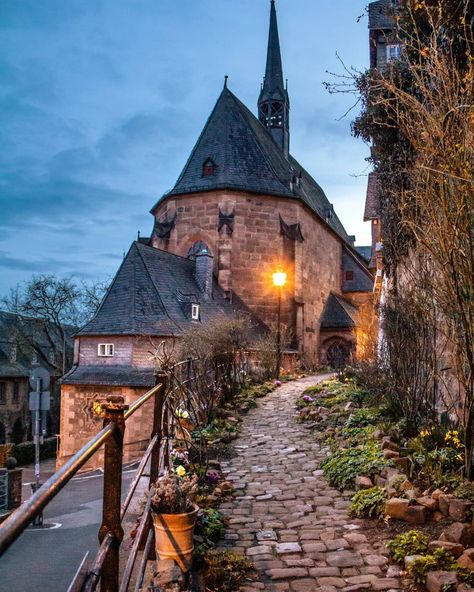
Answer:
top-left (0, 460), bottom-right (137, 592)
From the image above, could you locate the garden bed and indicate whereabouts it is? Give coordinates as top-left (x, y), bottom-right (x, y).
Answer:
top-left (294, 374), bottom-right (474, 592)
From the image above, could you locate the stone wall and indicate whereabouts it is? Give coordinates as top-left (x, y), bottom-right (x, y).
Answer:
top-left (75, 335), bottom-right (159, 369)
top-left (152, 190), bottom-right (344, 364)
top-left (57, 384), bottom-right (154, 470)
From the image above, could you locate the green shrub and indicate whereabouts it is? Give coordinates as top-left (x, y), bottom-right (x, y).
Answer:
top-left (387, 530), bottom-right (429, 564)
top-left (12, 436), bottom-right (58, 466)
top-left (203, 551), bottom-right (254, 592)
top-left (349, 487), bottom-right (387, 518)
top-left (454, 482), bottom-right (474, 502)
top-left (320, 442), bottom-right (390, 490)
top-left (194, 508), bottom-right (226, 555)
top-left (408, 548), bottom-right (457, 584)
top-left (345, 408), bottom-right (380, 428)
top-left (341, 425), bottom-right (375, 445)
top-left (302, 385), bottom-right (325, 396)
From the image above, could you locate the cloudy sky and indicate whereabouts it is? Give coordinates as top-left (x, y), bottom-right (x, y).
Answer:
top-left (0, 0), bottom-right (372, 296)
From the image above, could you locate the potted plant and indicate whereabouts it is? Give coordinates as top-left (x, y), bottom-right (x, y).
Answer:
top-left (151, 471), bottom-right (199, 571)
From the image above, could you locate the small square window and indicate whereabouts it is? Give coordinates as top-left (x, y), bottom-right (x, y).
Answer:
top-left (345, 270), bottom-right (354, 281)
top-left (386, 44), bottom-right (401, 62)
top-left (98, 344), bottom-right (114, 357)
top-left (191, 304), bottom-right (200, 320)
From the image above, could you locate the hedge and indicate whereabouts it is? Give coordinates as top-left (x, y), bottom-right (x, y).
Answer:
top-left (12, 437), bottom-right (58, 466)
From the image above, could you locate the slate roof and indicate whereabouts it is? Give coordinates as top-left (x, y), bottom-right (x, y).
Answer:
top-left (342, 248), bottom-right (375, 293)
top-left (78, 241), bottom-right (265, 337)
top-left (62, 366), bottom-right (155, 387)
top-left (355, 246), bottom-right (372, 262)
top-left (152, 87), bottom-right (350, 243)
top-left (260, 0), bottom-right (287, 102)
top-left (368, 0), bottom-right (396, 30)
top-left (320, 293), bottom-right (359, 330)
top-left (364, 172), bottom-right (381, 220)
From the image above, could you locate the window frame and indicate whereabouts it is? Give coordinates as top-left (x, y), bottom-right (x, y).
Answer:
top-left (98, 343), bottom-right (115, 357)
top-left (386, 44), bottom-right (401, 62)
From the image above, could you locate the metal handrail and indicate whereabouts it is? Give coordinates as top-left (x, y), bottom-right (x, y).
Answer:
top-left (0, 381), bottom-right (163, 557)
top-left (0, 424), bottom-right (112, 555)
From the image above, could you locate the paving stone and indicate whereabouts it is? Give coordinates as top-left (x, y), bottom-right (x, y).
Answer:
top-left (214, 375), bottom-right (401, 591)
top-left (326, 551), bottom-right (364, 568)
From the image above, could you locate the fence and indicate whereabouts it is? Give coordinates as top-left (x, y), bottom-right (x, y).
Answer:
top-left (0, 353), bottom-right (247, 591)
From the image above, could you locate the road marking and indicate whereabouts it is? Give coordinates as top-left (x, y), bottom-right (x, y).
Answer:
top-left (26, 522), bottom-right (62, 531)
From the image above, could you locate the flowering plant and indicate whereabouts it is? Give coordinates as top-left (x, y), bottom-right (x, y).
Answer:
top-left (176, 408), bottom-right (190, 420)
top-left (151, 472), bottom-right (198, 514)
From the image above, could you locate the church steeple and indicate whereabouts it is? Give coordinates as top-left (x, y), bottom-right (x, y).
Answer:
top-left (258, 0), bottom-right (290, 158)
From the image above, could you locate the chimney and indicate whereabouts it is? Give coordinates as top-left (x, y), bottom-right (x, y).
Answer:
top-left (195, 247), bottom-right (214, 299)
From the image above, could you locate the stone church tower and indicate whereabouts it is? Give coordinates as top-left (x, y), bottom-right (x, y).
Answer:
top-left (150, 0), bottom-right (373, 365)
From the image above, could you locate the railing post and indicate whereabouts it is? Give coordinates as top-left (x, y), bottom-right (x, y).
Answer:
top-left (99, 397), bottom-right (128, 592)
top-left (150, 372), bottom-right (168, 485)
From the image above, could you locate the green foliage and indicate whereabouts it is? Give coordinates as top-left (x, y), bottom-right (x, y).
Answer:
top-left (302, 385), bottom-right (325, 396)
top-left (12, 436), bottom-right (57, 466)
top-left (194, 508), bottom-right (226, 555)
top-left (341, 426), bottom-right (375, 445)
top-left (387, 530), bottom-right (429, 564)
top-left (203, 550), bottom-right (254, 592)
top-left (408, 549), bottom-right (457, 585)
top-left (345, 408), bottom-right (380, 428)
top-left (193, 418), bottom-right (239, 443)
top-left (321, 442), bottom-right (390, 490)
top-left (349, 487), bottom-right (386, 518)
top-left (454, 482), bottom-right (474, 502)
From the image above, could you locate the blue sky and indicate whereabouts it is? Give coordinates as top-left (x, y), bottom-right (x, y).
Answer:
top-left (0, 0), bottom-right (372, 295)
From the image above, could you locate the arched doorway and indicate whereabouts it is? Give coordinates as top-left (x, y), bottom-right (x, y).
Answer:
top-left (11, 418), bottom-right (24, 444)
top-left (326, 339), bottom-right (352, 371)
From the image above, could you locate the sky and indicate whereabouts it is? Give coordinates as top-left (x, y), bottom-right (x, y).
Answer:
top-left (0, 0), bottom-right (373, 297)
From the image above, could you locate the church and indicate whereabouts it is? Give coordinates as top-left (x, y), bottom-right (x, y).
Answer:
top-left (58, 1), bottom-right (373, 466)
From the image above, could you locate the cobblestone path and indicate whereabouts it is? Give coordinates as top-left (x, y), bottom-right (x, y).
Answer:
top-left (219, 375), bottom-right (404, 592)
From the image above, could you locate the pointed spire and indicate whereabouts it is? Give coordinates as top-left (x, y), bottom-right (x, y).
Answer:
top-left (258, 0), bottom-right (290, 158)
top-left (263, 0), bottom-right (284, 95)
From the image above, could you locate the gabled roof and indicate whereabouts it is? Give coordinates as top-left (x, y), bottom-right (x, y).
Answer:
top-left (342, 248), bottom-right (375, 293)
top-left (78, 241), bottom-right (265, 337)
top-left (368, 0), bottom-right (396, 31)
top-left (320, 293), bottom-right (358, 330)
top-left (355, 246), bottom-right (372, 261)
top-left (152, 87), bottom-right (350, 242)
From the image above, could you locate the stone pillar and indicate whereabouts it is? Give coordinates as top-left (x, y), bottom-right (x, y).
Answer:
top-left (7, 468), bottom-right (22, 510)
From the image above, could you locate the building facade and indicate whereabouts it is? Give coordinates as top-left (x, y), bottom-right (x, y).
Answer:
top-left (59, 1), bottom-right (373, 467)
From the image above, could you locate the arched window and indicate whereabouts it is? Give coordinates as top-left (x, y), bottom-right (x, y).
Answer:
top-left (202, 158), bottom-right (217, 177)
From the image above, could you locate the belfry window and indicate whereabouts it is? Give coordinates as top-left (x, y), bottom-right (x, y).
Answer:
top-left (202, 158), bottom-right (217, 177)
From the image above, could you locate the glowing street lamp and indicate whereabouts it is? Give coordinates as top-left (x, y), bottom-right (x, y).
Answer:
top-left (272, 269), bottom-right (287, 379)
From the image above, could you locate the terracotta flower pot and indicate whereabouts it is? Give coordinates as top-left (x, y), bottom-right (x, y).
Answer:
top-left (152, 504), bottom-right (199, 572)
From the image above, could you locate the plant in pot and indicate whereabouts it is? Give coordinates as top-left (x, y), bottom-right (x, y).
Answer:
top-left (151, 471), bottom-right (199, 571)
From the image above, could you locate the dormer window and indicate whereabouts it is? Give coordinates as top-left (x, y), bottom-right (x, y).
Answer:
top-left (98, 343), bottom-right (114, 357)
top-left (191, 304), bottom-right (200, 320)
top-left (202, 158), bottom-right (217, 177)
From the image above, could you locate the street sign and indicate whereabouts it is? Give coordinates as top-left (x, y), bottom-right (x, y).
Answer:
top-left (29, 391), bottom-right (50, 411)
top-left (29, 367), bottom-right (50, 390)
